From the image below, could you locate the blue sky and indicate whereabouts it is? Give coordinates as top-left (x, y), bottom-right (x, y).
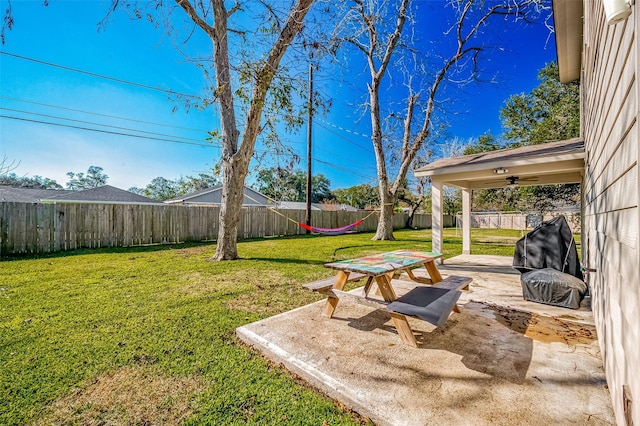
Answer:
top-left (0, 0), bottom-right (557, 191)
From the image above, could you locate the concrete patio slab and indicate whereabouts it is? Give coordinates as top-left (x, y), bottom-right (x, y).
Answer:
top-left (236, 255), bottom-right (614, 425)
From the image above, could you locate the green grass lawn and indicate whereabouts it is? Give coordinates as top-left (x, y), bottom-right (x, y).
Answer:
top-left (0, 228), bottom-right (552, 425)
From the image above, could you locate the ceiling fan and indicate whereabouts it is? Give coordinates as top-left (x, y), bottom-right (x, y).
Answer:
top-left (506, 175), bottom-right (520, 185)
top-left (484, 175), bottom-right (538, 186)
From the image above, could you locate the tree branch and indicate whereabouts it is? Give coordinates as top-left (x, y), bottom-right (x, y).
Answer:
top-left (377, 0), bottom-right (410, 81)
top-left (354, 0), bottom-right (378, 77)
top-left (237, 0), bottom-right (314, 162)
top-left (175, 0), bottom-right (216, 39)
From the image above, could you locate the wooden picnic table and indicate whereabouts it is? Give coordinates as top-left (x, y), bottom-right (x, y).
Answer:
top-left (310, 250), bottom-right (470, 347)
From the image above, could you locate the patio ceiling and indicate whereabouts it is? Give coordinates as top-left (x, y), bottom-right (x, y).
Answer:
top-left (414, 138), bottom-right (585, 190)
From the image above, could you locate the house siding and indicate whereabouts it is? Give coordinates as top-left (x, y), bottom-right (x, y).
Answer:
top-left (183, 190), bottom-right (224, 204)
top-left (582, 1), bottom-right (640, 424)
top-left (176, 188), bottom-right (270, 206)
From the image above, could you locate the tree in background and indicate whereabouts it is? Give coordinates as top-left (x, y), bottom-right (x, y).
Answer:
top-left (0, 173), bottom-right (62, 189)
top-left (179, 173), bottom-right (218, 194)
top-left (130, 177), bottom-right (181, 201)
top-left (462, 133), bottom-right (501, 155)
top-left (330, 0), bottom-right (548, 240)
top-left (443, 187), bottom-right (462, 216)
top-left (474, 186), bottom-right (528, 212)
top-left (464, 61), bottom-right (580, 214)
top-left (66, 166), bottom-right (108, 190)
top-left (501, 61), bottom-right (581, 213)
top-left (397, 177), bottom-right (428, 228)
top-left (0, 156), bottom-right (18, 175)
top-left (501, 61), bottom-right (580, 146)
top-left (129, 173), bottom-right (218, 201)
top-left (256, 167), bottom-right (332, 203)
top-left (332, 184), bottom-right (380, 210)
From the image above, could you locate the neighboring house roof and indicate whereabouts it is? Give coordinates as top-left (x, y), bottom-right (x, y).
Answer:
top-left (333, 204), bottom-right (358, 212)
top-left (276, 201), bottom-right (358, 211)
top-left (164, 185), bottom-right (273, 206)
top-left (40, 185), bottom-right (161, 204)
top-left (0, 185), bottom-right (160, 204)
top-left (164, 186), bottom-right (219, 203)
top-left (0, 186), bottom-right (73, 202)
top-left (276, 201), bottom-right (323, 211)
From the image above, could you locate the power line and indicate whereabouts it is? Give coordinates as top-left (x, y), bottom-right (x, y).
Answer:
top-left (0, 96), bottom-right (208, 132)
top-left (313, 158), bottom-right (377, 181)
top-left (2, 53), bottom-right (377, 182)
top-left (313, 119), bottom-right (373, 153)
top-left (317, 117), bottom-right (370, 139)
top-left (0, 115), bottom-right (218, 148)
top-left (1, 108), bottom-right (372, 177)
top-left (1, 107), bottom-right (210, 144)
top-left (1, 51), bottom-right (201, 99)
top-left (2, 53), bottom-right (375, 155)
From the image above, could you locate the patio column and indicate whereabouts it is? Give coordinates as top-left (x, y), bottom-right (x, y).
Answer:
top-left (431, 179), bottom-right (443, 263)
top-left (462, 187), bottom-right (471, 255)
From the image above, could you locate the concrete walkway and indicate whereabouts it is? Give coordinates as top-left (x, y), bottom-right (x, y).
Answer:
top-left (237, 255), bottom-right (614, 425)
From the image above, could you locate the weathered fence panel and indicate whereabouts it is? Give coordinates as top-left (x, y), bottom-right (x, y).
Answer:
top-left (455, 211), bottom-right (581, 233)
top-left (0, 202), bottom-right (446, 256)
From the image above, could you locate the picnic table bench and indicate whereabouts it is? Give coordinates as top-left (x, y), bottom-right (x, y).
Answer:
top-left (303, 272), bottom-right (370, 293)
top-left (303, 250), bottom-right (472, 347)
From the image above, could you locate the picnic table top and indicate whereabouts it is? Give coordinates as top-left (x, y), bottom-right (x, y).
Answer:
top-left (324, 250), bottom-right (442, 275)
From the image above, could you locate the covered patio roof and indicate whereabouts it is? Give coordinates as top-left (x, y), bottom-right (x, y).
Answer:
top-left (414, 138), bottom-right (585, 256)
top-left (414, 138), bottom-right (585, 189)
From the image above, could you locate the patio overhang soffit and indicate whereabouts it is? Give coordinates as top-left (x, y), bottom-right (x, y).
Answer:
top-left (553, 0), bottom-right (583, 83)
top-left (414, 138), bottom-right (585, 190)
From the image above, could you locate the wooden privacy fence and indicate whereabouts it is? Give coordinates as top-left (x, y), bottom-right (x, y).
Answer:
top-left (454, 211), bottom-right (581, 233)
top-left (0, 202), bottom-right (447, 256)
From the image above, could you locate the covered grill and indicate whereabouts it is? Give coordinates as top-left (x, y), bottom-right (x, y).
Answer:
top-left (513, 215), bottom-right (586, 309)
top-left (513, 215), bottom-right (582, 280)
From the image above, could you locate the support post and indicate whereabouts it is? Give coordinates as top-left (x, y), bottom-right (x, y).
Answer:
top-left (462, 187), bottom-right (471, 255)
top-left (431, 179), bottom-right (443, 264)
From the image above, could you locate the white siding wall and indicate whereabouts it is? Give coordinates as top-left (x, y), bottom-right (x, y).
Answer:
top-left (582, 1), bottom-right (640, 424)
top-left (185, 188), bottom-right (270, 206)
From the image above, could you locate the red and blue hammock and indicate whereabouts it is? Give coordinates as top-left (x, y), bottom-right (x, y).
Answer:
top-left (298, 219), bottom-right (364, 236)
top-left (241, 191), bottom-right (376, 236)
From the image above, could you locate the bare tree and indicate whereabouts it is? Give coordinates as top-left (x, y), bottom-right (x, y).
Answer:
top-left (331, 0), bottom-right (547, 240)
top-left (0, 156), bottom-right (19, 175)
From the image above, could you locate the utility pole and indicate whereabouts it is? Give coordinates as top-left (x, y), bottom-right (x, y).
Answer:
top-left (305, 61), bottom-right (314, 232)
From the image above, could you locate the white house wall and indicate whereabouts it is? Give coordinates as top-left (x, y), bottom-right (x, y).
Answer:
top-left (183, 188), bottom-right (270, 206)
top-left (582, 1), bottom-right (640, 424)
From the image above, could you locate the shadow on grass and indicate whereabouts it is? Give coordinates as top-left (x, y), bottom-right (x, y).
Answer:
top-left (243, 257), bottom-right (326, 266)
top-left (0, 241), bottom-right (216, 261)
top-left (332, 239), bottom-right (436, 255)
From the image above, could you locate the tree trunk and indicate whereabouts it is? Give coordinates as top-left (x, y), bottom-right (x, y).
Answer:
top-left (373, 190), bottom-right (395, 240)
top-left (212, 156), bottom-right (249, 260)
top-left (406, 205), bottom-right (416, 229)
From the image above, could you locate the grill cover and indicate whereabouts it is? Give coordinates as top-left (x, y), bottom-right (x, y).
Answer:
top-left (521, 268), bottom-right (587, 309)
top-left (513, 215), bottom-right (583, 281)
